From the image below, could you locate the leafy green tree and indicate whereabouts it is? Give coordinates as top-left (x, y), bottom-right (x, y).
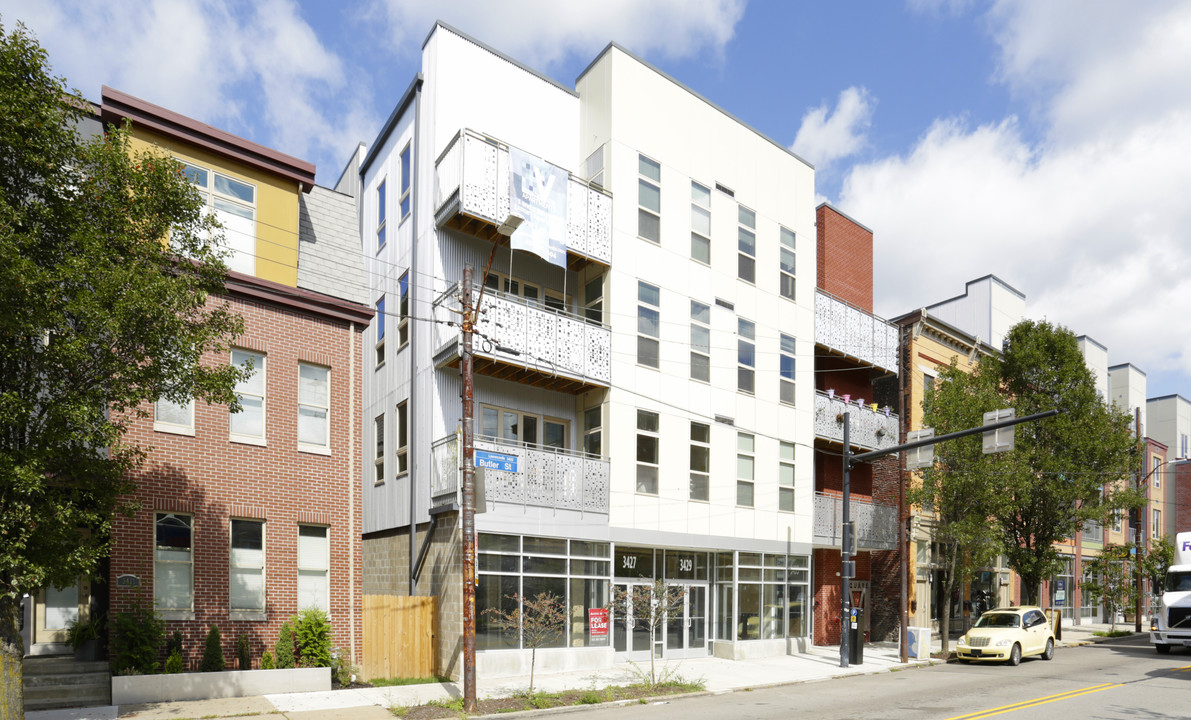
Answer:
top-left (910, 358), bottom-right (1004, 652)
top-left (1082, 544), bottom-right (1135, 632)
top-left (0, 21), bottom-right (244, 713)
top-left (1139, 536), bottom-right (1175, 603)
top-left (482, 592), bottom-right (566, 694)
top-left (918, 320), bottom-right (1138, 609)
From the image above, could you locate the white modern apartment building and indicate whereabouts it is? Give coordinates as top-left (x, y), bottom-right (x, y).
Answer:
top-left (351, 23), bottom-right (817, 677)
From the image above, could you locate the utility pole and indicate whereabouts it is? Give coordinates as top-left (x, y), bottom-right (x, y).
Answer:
top-left (460, 265), bottom-right (478, 713)
top-left (840, 407), bottom-right (1060, 668)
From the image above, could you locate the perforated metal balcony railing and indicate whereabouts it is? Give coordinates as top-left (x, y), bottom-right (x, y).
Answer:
top-left (813, 492), bottom-right (898, 551)
top-left (815, 290), bottom-right (899, 374)
top-left (814, 390), bottom-right (899, 453)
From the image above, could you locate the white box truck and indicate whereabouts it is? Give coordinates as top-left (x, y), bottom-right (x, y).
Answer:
top-left (1151, 532), bottom-right (1191, 654)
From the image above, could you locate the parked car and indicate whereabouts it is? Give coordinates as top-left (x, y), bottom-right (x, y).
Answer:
top-left (956, 606), bottom-right (1055, 665)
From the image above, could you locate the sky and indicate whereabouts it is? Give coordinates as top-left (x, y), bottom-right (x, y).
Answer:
top-left (4, 0), bottom-right (1191, 399)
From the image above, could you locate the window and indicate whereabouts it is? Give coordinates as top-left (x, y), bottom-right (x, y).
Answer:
top-left (583, 406), bottom-right (602, 456)
top-left (298, 525), bottom-right (329, 612)
top-left (638, 282), bottom-right (660, 368)
top-left (779, 442), bottom-right (795, 512)
top-left (780, 334), bottom-right (796, 405)
top-left (399, 143), bottom-right (412, 219)
top-left (375, 296), bottom-right (386, 367)
top-left (374, 414), bottom-right (385, 483)
top-left (154, 513), bottom-right (192, 613)
top-left (396, 401), bottom-right (408, 475)
top-left (690, 300), bottom-right (710, 383)
top-left (638, 155), bottom-right (661, 242)
top-left (230, 350), bottom-right (265, 441)
top-left (636, 410), bottom-right (660, 494)
top-left (691, 182), bottom-right (711, 263)
top-left (1153, 509), bottom-right (1162, 538)
top-left (298, 364), bottom-right (329, 450)
top-left (1182, 433), bottom-right (1188, 459)
top-left (1153, 456), bottom-right (1162, 488)
top-left (484, 272), bottom-right (566, 312)
top-left (922, 373), bottom-right (935, 414)
top-left (480, 405), bottom-right (568, 449)
top-left (376, 179), bottom-right (387, 250)
top-left (584, 277), bottom-right (603, 324)
top-left (737, 433), bottom-right (755, 507)
top-left (398, 272), bottom-right (410, 348)
top-left (690, 422), bottom-right (710, 501)
top-left (180, 161), bottom-right (256, 275)
top-left (779, 227), bottom-right (796, 300)
top-left (738, 205), bottom-right (756, 283)
top-left (154, 396), bottom-right (194, 434)
top-left (230, 519), bottom-right (264, 612)
top-left (738, 318), bottom-right (755, 394)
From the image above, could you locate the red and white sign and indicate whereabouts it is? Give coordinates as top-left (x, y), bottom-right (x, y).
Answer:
top-left (588, 608), bottom-right (609, 646)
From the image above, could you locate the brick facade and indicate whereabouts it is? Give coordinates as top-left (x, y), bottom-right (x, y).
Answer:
top-left (1177, 462), bottom-right (1191, 532)
top-left (110, 279), bottom-right (370, 670)
top-left (816, 204), bottom-right (874, 312)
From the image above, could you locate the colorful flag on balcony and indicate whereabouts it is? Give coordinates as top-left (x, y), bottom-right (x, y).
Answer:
top-left (510, 147), bottom-right (567, 267)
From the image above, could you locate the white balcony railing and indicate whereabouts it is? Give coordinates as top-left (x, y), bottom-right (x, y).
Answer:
top-left (434, 129), bottom-right (612, 265)
top-left (433, 284), bottom-right (611, 388)
top-left (430, 434), bottom-right (610, 514)
top-left (814, 391), bottom-right (899, 452)
top-left (815, 290), bottom-right (899, 374)
top-left (813, 493), bottom-right (898, 551)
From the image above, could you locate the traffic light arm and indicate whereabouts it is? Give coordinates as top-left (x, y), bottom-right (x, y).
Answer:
top-left (849, 408), bottom-right (1060, 466)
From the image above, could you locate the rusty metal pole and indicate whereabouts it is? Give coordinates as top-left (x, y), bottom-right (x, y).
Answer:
top-left (460, 265), bottom-right (477, 712)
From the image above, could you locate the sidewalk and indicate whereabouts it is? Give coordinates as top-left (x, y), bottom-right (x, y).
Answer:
top-left (28, 621), bottom-right (1134, 720)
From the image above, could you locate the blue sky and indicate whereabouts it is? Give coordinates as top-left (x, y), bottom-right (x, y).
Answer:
top-left (6, 0), bottom-right (1191, 406)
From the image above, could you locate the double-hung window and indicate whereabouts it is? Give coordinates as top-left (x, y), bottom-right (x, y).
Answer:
top-left (374, 414), bottom-right (385, 483)
top-left (375, 296), bottom-right (386, 367)
top-left (396, 401), bottom-right (408, 475)
top-left (399, 143), bottom-right (412, 220)
top-left (398, 272), bottom-right (410, 348)
top-left (583, 406), bottom-right (602, 456)
top-left (690, 300), bottom-right (711, 383)
top-left (180, 161), bottom-right (256, 275)
top-left (690, 422), bottom-right (710, 501)
top-left (155, 513), bottom-right (193, 613)
top-left (738, 206), bottom-right (756, 283)
top-left (737, 433), bottom-right (755, 507)
top-left (376, 179), bottom-right (387, 250)
top-left (636, 410), bottom-right (660, 494)
top-left (779, 442), bottom-right (795, 512)
top-left (738, 318), bottom-right (756, 394)
top-left (298, 525), bottom-right (329, 612)
top-left (230, 519), bottom-right (265, 613)
top-left (1153, 509), bottom-right (1162, 538)
top-left (780, 334), bottom-right (796, 405)
top-left (691, 182), bottom-right (711, 263)
top-left (298, 363), bottom-right (330, 450)
top-left (638, 155), bottom-right (661, 243)
top-left (638, 282), bottom-right (660, 368)
top-left (1153, 456), bottom-right (1162, 488)
top-left (230, 350), bottom-right (266, 442)
top-left (779, 227), bottom-right (796, 300)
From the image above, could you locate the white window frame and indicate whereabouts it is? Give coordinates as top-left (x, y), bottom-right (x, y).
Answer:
top-left (376, 178), bottom-right (387, 250)
top-left (1153, 455), bottom-right (1162, 488)
top-left (479, 404), bottom-right (570, 450)
top-left (691, 181), bottom-right (711, 264)
top-left (179, 160), bottom-right (257, 275)
top-left (690, 300), bottom-right (711, 383)
top-left (374, 414), bottom-right (385, 484)
top-left (483, 271), bottom-right (566, 313)
top-left (398, 272), bottom-right (410, 348)
top-left (636, 410), bottom-right (660, 495)
top-left (638, 281), bottom-right (660, 369)
top-left (738, 318), bottom-right (756, 394)
top-left (583, 405), bottom-right (602, 457)
top-left (297, 525), bottom-right (330, 613)
top-left (154, 396), bottom-right (194, 436)
top-left (638, 155), bottom-right (661, 243)
top-left (399, 143), bottom-right (412, 221)
top-left (780, 334), bottom-right (796, 405)
top-left (230, 518), bottom-right (266, 615)
top-left (690, 421), bottom-right (710, 502)
top-left (298, 363), bottom-right (330, 452)
top-left (154, 512), bottom-right (194, 618)
top-left (738, 205), bottom-right (756, 284)
top-left (779, 227), bottom-right (796, 300)
top-left (375, 295), bottom-right (386, 367)
top-left (779, 441), bottom-right (795, 512)
top-left (1153, 509), bottom-right (1162, 538)
top-left (737, 432), bottom-right (755, 507)
top-left (230, 349), bottom-right (266, 445)
top-left (396, 401), bottom-right (409, 475)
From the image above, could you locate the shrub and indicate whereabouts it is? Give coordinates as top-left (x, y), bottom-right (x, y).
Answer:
top-left (200, 625), bottom-right (225, 672)
top-left (330, 648), bottom-right (358, 686)
top-left (292, 608), bottom-right (333, 667)
top-left (237, 634), bottom-right (251, 670)
top-left (261, 651), bottom-right (275, 670)
top-left (164, 650), bottom-right (184, 674)
top-left (275, 622), bottom-right (295, 669)
top-left (110, 600), bottom-right (165, 675)
top-left (165, 631), bottom-right (184, 658)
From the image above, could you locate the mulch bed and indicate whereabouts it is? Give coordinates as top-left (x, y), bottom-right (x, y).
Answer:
top-left (394, 683), bottom-right (696, 719)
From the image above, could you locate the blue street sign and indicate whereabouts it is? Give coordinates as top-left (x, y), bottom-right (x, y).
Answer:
top-left (475, 450), bottom-right (518, 473)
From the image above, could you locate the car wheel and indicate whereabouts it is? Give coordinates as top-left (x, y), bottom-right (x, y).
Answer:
top-left (1156, 643), bottom-right (1172, 655)
top-left (1008, 643), bottom-right (1021, 666)
top-left (1042, 638), bottom-right (1054, 661)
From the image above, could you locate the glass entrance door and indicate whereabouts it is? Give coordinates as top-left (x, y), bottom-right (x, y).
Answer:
top-left (664, 584), bottom-right (709, 658)
top-left (613, 582), bottom-right (653, 661)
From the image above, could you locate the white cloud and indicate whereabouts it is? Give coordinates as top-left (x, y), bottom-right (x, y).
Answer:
top-left (841, 0), bottom-right (1191, 393)
top-left (372, 0), bottom-right (747, 69)
top-left (791, 87), bottom-right (875, 171)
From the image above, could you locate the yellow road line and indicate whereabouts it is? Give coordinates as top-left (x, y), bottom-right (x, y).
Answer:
top-left (943, 683), bottom-right (1121, 720)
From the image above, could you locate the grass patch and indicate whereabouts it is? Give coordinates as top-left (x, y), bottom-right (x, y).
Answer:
top-left (1093, 630), bottom-right (1134, 638)
top-left (372, 675), bottom-right (453, 687)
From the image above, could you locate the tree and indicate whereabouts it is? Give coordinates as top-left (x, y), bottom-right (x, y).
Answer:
top-left (0, 21), bottom-right (244, 714)
top-left (1139, 536), bottom-right (1175, 605)
top-left (1082, 544), bottom-right (1135, 632)
top-left (610, 579), bottom-right (684, 686)
top-left (910, 358), bottom-right (1004, 652)
top-left (919, 320), bottom-right (1138, 610)
top-left (482, 592), bottom-right (566, 695)
top-left (201, 625), bottom-right (225, 672)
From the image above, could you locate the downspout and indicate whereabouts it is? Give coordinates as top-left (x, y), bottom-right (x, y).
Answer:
top-left (408, 85), bottom-right (422, 594)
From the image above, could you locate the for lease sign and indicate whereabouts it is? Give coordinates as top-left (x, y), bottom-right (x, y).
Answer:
top-left (588, 608), bottom-right (609, 646)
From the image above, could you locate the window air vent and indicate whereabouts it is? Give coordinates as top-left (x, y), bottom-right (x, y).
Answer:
top-left (714, 415), bottom-right (735, 426)
top-left (715, 183), bottom-right (735, 197)
top-left (715, 298), bottom-right (735, 311)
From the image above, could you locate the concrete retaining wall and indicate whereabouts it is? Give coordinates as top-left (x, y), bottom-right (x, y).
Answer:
top-left (112, 667), bottom-right (330, 705)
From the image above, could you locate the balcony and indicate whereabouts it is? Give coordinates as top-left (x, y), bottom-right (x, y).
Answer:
top-left (434, 129), bottom-right (612, 270)
top-left (814, 391), bottom-right (899, 453)
top-left (432, 284), bottom-right (611, 394)
top-left (815, 290), bottom-right (898, 374)
top-left (430, 434), bottom-right (610, 515)
top-left (813, 492), bottom-right (898, 551)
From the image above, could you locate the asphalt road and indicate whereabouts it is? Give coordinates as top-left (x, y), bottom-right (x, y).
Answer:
top-left (573, 636), bottom-right (1191, 720)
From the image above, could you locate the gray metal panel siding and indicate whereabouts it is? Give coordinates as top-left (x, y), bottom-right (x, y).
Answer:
top-left (298, 186), bottom-right (368, 305)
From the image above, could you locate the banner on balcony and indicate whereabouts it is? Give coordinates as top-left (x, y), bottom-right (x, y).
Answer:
top-left (509, 147), bottom-right (567, 268)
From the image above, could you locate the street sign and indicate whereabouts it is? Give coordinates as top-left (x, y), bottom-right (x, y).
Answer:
top-left (906, 428), bottom-right (935, 469)
top-left (475, 450), bottom-right (518, 472)
top-left (983, 408), bottom-right (1015, 453)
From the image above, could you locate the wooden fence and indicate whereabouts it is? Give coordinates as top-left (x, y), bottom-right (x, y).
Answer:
top-left (363, 594), bottom-right (438, 682)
